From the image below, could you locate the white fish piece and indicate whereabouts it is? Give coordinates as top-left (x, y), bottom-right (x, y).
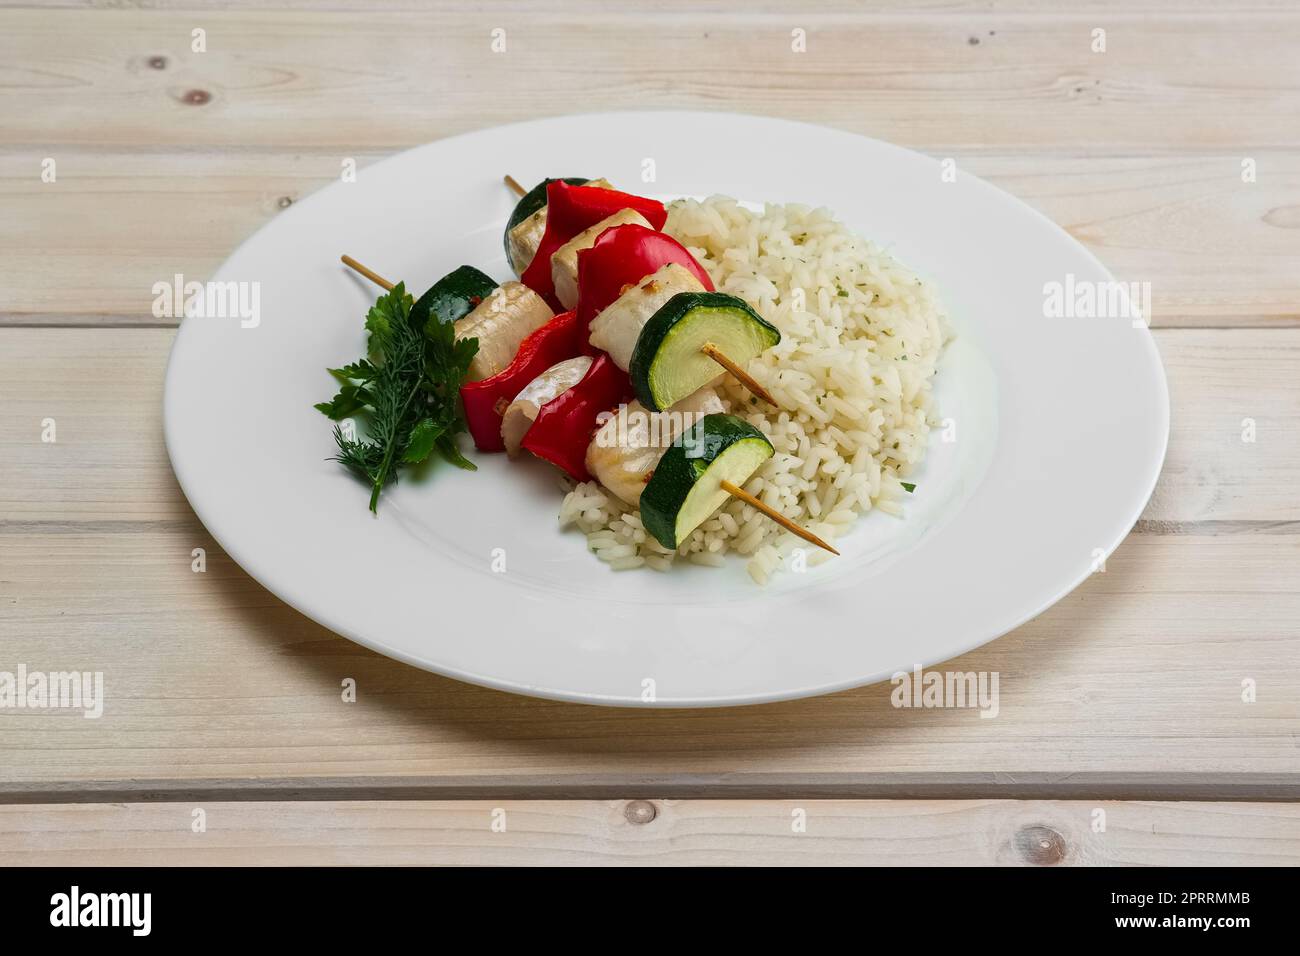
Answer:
top-left (506, 179), bottom-right (614, 276)
top-left (506, 208), bottom-right (547, 278)
top-left (457, 281), bottom-right (554, 382)
top-left (500, 356), bottom-right (594, 457)
top-left (588, 262), bottom-right (705, 371)
top-left (586, 387), bottom-right (726, 505)
top-left (550, 208), bottom-right (651, 310)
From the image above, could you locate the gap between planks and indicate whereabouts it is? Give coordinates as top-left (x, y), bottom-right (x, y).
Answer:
top-left (3, 773), bottom-right (1300, 805)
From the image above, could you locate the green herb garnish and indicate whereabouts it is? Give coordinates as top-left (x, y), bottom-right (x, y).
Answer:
top-left (901, 481), bottom-right (916, 493)
top-left (315, 282), bottom-right (478, 512)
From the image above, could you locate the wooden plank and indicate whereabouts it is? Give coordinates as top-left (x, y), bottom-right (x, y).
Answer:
top-left (2, 328), bottom-right (1296, 526)
top-left (0, 494), bottom-right (1296, 789)
top-left (3, 10), bottom-right (1298, 155)
top-left (3, 150), bottom-right (1295, 323)
top-left (0, 800), bottom-right (1296, 865)
top-left (1146, 330), bottom-right (1300, 524)
top-left (16, 1), bottom-right (1300, 13)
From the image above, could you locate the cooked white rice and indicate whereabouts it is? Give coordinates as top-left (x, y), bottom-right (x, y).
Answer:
top-left (558, 196), bottom-right (949, 584)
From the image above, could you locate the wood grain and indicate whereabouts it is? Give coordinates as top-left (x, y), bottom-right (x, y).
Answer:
top-left (4, 150), bottom-right (1296, 323)
top-left (3, 9), bottom-right (1298, 154)
top-left (0, 525), bottom-right (1294, 792)
top-left (1, 800), bottom-right (1296, 865)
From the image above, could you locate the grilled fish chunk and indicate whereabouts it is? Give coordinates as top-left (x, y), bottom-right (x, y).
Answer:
top-left (550, 208), bottom-right (652, 310)
top-left (500, 356), bottom-right (594, 457)
top-left (587, 262), bottom-right (705, 371)
top-left (457, 281), bottom-right (554, 382)
top-left (585, 387), bottom-right (726, 506)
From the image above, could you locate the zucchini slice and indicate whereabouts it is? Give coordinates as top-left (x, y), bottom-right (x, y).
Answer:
top-left (411, 265), bottom-right (498, 332)
top-left (639, 414), bottom-right (774, 550)
top-left (628, 292), bottom-right (780, 411)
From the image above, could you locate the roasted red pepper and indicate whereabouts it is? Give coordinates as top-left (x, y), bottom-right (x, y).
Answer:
top-left (574, 223), bottom-right (714, 347)
top-left (521, 353), bottom-right (634, 481)
top-left (459, 310), bottom-right (584, 452)
top-left (520, 182), bottom-right (668, 304)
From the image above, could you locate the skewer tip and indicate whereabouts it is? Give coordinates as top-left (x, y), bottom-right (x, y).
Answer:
top-left (340, 254), bottom-right (395, 292)
top-left (719, 480), bottom-right (839, 556)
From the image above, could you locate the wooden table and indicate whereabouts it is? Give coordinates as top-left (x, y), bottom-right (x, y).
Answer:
top-left (2, 1), bottom-right (1298, 866)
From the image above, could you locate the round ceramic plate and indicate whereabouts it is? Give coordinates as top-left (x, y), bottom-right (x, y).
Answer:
top-left (163, 111), bottom-right (1168, 707)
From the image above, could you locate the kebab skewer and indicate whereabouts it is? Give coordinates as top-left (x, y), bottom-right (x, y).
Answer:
top-left (340, 253), bottom-right (837, 556)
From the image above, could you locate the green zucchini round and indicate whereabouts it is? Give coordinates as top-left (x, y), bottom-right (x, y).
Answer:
top-left (629, 292), bottom-right (780, 411)
top-left (410, 265), bottom-right (498, 334)
top-left (640, 413), bottom-right (774, 550)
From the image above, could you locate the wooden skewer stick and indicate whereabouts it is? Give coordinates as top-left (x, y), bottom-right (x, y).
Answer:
top-left (720, 480), bottom-right (840, 556)
top-left (341, 254), bottom-right (394, 292)
top-left (341, 250), bottom-right (834, 557)
top-left (503, 174), bottom-right (527, 197)
top-left (700, 342), bottom-right (779, 407)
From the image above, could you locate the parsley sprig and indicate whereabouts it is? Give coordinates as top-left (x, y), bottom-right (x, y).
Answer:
top-left (315, 282), bottom-right (478, 512)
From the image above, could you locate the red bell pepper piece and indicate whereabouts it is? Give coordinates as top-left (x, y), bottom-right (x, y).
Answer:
top-left (459, 310), bottom-right (584, 452)
top-left (520, 182), bottom-right (668, 304)
top-left (574, 223), bottom-right (715, 347)
top-left (521, 353), bottom-right (634, 482)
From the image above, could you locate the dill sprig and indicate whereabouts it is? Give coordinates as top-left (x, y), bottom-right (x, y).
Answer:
top-left (315, 282), bottom-right (478, 512)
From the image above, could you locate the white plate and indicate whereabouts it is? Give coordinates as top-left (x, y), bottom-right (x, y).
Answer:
top-left (164, 111), bottom-right (1168, 707)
